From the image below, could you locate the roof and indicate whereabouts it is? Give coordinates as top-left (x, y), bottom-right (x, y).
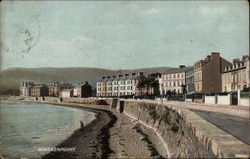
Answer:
top-left (99, 75), bottom-right (139, 82)
top-left (33, 85), bottom-right (46, 88)
top-left (162, 66), bottom-right (192, 75)
top-left (60, 89), bottom-right (73, 92)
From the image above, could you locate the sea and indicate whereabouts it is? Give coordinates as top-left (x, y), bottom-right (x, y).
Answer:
top-left (0, 100), bottom-right (96, 158)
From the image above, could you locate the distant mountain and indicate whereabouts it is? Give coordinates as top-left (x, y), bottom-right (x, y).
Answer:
top-left (0, 67), bottom-right (172, 95)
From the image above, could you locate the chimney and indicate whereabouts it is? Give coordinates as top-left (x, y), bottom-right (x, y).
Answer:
top-left (131, 73), bottom-right (136, 77)
top-left (138, 72), bottom-right (143, 76)
top-left (179, 65), bottom-right (185, 69)
top-left (207, 55), bottom-right (211, 61)
top-left (233, 58), bottom-right (240, 64)
top-left (85, 81), bottom-right (88, 85)
top-left (211, 52), bottom-right (220, 59)
top-left (242, 55), bottom-right (249, 61)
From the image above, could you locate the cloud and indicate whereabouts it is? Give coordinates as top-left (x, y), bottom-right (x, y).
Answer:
top-left (197, 6), bottom-right (228, 15)
top-left (71, 36), bottom-right (93, 45)
top-left (99, 24), bottom-right (123, 29)
top-left (142, 8), bottom-right (161, 15)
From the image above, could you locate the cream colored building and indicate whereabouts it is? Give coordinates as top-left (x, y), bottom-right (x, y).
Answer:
top-left (222, 72), bottom-right (232, 92)
top-left (96, 76), bottom-right (107, 97)
top-left (96, 72), bottom-right (143, 97)
top-left (222, 55), bottom-right (249, 92)
top-left (159, 66), bottom-right (190, 94)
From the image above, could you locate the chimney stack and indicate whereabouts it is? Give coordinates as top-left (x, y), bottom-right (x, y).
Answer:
top-left (138, 72), bottom-right (143, 76)
top-left (207, 55), bottom-right (211, 61)
top-left (233, 58), bottom-right (240, 64)
top-left (179, 65), bottom-right (185, 69)
top-left (211, 52), bottom-right (220, 59)
top-left (131, 73), bottom-right (136, 77)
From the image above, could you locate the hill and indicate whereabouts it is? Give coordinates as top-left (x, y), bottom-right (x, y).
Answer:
top-left (0, 67), bottom-right (172, 95)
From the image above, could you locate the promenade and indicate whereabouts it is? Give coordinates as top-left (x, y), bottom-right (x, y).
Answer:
top-left (142, 99), bottom-right (250, 146)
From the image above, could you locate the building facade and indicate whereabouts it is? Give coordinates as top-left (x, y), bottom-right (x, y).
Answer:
top-left (159, 66), bottom-right (190, 95)
top-left (48, 82), bottom-right (73, 97)
top-left (73, 81), bottom-right (92, 97)
top-left (96, 72), bottom-right (143, 97)
top-left (31, 85), bottom-right (49, 97)
top-left (185, 67), bottom-right (195, 94)
top-left (20, 82), bottom-right (34, 96)
top-left (59, 89), bottom-right (73, 98)
top-left (194, 52), bottom-right (231, 94)
top-left (222, 55), bottom-right (249, 92)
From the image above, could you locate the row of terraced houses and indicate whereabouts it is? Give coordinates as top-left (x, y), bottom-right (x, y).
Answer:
top-left (20, 81), bottom-right (92, 98)
top-left (96, 52), bottom-right (249, 97)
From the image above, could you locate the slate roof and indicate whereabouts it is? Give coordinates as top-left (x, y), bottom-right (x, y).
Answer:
top-left (162, 66), bottom-right (192, 75)
top-left (60, 89), bottom-right (73, 92)
top-left (99, 75), bottom-right (140, 82)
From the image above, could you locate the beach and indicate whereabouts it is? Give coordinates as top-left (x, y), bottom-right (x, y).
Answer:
top-left (0, 99), bottom-right (166, 159)
top-left (42, 109), bottom-right (116, 159)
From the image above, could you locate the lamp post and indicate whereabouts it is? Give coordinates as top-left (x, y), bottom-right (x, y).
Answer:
top-left (161, 83), bottom-right (164, 103)
top-left (117, 70), bottom-right (122, 100)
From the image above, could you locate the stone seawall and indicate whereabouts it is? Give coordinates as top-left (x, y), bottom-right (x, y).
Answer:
top-left (16, 96), bottom-right (112, 105)
top-left (117, 100), bottom-right (249, 158)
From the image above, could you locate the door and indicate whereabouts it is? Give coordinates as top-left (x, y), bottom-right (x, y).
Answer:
top-left (231, 92), bottom-right (238, 105)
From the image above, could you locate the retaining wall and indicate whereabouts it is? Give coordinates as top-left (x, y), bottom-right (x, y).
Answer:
top-left (117, 100), bottom-right (250, 158)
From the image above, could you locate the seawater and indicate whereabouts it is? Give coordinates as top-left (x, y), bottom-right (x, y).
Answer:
top-left (0, 100), bottom-right (96, 158)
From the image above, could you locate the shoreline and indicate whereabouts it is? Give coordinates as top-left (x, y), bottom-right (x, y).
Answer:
top-left (42, 108), bottom-right (117, 159)
top-left (0, 99), bottom-right (117, 159)
top-left (1, 99), bottom-right (166, 158)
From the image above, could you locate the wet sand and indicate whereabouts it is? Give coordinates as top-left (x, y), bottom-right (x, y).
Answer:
top-left (42, 109), bottom-right (117, 159)
top-left (42, 104), bottom-right (166, 159)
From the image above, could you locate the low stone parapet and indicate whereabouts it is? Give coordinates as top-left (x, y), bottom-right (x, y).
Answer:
top-left (117, 100), bottom-right (249, 158)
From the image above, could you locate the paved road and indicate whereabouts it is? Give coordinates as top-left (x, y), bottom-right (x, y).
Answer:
top-left (191, 109), bottom-right (250, 145)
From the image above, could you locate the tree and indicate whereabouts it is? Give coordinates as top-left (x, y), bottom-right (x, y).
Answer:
top-left (136, 73), bottom-right (161, 97)
top-left (136, 75), bottom-right (147, 98)
top-left (146, 73), bottom-right (161, 96)
top-left (181, 84), bottom-right (187, 94)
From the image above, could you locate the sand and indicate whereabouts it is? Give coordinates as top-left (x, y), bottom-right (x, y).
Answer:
top-left (1, 99), bottom-right (167, 159)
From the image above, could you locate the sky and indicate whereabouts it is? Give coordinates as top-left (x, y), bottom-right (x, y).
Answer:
top-left (0, 0), bottom-right (249, 70)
